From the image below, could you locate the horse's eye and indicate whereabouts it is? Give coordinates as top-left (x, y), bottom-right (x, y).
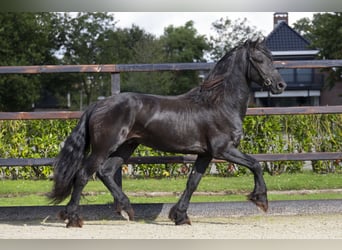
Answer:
top-left (252, 56), bottom-right (264, 63)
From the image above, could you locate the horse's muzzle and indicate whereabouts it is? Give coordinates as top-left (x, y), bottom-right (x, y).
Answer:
top-left (278, 81), bottom-right (287, 90)
top-left (270, 81), bottom-right (286, 94)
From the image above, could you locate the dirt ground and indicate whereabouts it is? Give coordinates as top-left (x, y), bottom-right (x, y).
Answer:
top-left (0, 213), bottom-right (341, 239)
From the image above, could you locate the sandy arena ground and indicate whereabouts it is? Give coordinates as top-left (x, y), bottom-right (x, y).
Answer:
top-left (0, 213), bottom-right (341, 239)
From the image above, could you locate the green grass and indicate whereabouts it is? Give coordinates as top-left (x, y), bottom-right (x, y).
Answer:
top-left (0, 173), bottom-right (341, 206)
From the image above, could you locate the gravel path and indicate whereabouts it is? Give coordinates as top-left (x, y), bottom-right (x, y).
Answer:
top-left (1, 213), bottom-right (341, 239)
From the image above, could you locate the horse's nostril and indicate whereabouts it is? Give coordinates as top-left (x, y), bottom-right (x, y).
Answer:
top-left (278, 82), bottom-right (286, 89)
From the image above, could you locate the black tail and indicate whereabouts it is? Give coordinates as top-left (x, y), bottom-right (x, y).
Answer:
top-left (49, 108), bottom-right (91, 204)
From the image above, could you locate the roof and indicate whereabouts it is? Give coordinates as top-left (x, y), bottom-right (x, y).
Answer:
top-left (265, 21), bottom-right (312, 51)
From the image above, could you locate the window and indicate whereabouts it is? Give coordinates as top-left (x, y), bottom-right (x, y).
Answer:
top-left (279, 68), bottom-right (295, 83)
top-left (279, 68), bottom-right (314, 86)
top-left (297, 68), bottom-right (313, 82)
top-left (256, 96), bottom-right (320, 107)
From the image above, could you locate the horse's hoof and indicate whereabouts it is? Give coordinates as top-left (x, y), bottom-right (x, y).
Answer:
top-left (66, 218), bottom-right (84, 228)
top-left (127, 208), bottom-right (135, 221)
top-left (168, 206), bottom-right (191, 225)
top-left (175, 217), bottom-right (192, 226)
top-left (258, 201), bottom-right (268, 212)
top-left (57, 210), bottom-right (68, 221)
top-left (121, 208), bottom-right (135, 221)
top-left (168, 205), bottom-right (179, 222)
top-left (247, 193), bottom-right (268, 212)
top-left (58, 211), bottom-right (84, 228)
top-left (114, 200), bottom-right (122, 215)
top-left (115, 205), bottom-right (123, 215)
top-left (66, 214), bottom-right (84, 228)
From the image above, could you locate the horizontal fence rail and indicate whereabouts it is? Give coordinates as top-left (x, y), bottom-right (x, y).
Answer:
top-left (0, 106), bottom-right (341, 120)
top-left (1, 60), bottom-right (342, 74)
top-left (0, 152), bottom-right (341, 168)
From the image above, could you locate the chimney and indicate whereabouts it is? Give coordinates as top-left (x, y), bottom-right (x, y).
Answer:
top-left (274, 12), bottom-right (288, 28)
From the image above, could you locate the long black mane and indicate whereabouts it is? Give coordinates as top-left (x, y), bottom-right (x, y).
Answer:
top-left (187, 39), bottom-right (273, 105)
top-left (186, 41), bottom-right (250, 105)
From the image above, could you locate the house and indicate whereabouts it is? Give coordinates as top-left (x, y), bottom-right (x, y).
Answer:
top-left (252, 12), bottom-right (341, 107)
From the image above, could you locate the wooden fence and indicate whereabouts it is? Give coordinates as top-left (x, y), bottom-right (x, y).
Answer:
top-left (0, 61), bottom-right (341, 170)
top-left (1, 59), bottom-right (342, 95)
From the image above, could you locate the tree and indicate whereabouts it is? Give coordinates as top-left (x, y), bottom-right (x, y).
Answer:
top-left (293, 12), bottom-right (342, 88)
top-left (208, 17), bottom-right (263, 61)
top-left (0, 12), bottom-right (64, 111)
top-left (119, 28), bottom-right (174, 95)
top-left (121, 21), bottom-right (210, 95)
top-left (159, 21), bottom-right (210, 94)
top-left (61, 12), bottom-right (118, 107)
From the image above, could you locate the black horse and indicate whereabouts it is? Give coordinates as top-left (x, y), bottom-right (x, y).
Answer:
top-left (50, 39), bottom-right (286, 227)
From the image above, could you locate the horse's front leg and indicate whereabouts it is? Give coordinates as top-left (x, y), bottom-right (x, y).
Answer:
top-left (214, 145), bottom-right (268, 212)
top-left (169, 155), bottom-right (212, 225)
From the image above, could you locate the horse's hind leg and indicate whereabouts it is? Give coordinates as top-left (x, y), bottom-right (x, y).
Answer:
top-left (97, 142), bottom-right (138, 220)
top-left (59, 155), bottom-right (99, 227)
top-left (169, 155), bottom-right (212, 225)
top-left (97, 158), bottom-right (134, 220)
top-left (58, 169), bottom-right (87, 227)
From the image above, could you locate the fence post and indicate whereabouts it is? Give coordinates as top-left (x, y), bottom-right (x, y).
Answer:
top-left (111, 73), bottom-right (120, 95)
top-left (111, 72), bottom-right (123, 190)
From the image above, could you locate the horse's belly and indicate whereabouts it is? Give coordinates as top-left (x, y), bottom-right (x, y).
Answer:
top-left (137, 132), bottom-right (206, 154)
top-left (133, 108), bottom-right (208, 154)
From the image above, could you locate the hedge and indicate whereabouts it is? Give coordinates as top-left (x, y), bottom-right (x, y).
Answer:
top-left (0, 114), bottom-right (341, 179)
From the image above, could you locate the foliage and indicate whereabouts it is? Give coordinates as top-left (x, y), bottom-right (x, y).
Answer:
top-left (0, 119), bottom-right (77, 179)
top-left (208, 17), bottom-right (263, 62)
top-left (122, 21), bottom-right (211, 96)
top-left (0, 115), bottom-right (340, 179)
top-left (161, 21), bottom-right (209, 63)
top-left (0, 75), bottom-right (39, 111)
top-left (2, 12), bottom-right (341, 111)
top-left (117, 26), bottom-right (175, 95)
top-left (293, 12), bottom-right (342, 89)
top-left (158, 21), bottom-right (210, 95)
top-left (60, 12), bottom-right (118, 107)
top-left (0, 12), bottom-right (269, 111)
top-left (0, 12), bottom-right (213, 110)
top-left (0, 12), bottom-right (64, 111)
top-left (53, 14), bottom-right (210, 105)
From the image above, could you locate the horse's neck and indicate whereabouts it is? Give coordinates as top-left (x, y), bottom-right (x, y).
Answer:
top-left (218, 51), bottom-right (250, 118)
top-left (187, 49), bottom-right (251, 118)
top-left (222, 76), bottom-right (250, 119)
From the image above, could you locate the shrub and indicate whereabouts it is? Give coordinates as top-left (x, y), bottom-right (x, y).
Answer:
top-left (0, 114), bottom-right (340, 179)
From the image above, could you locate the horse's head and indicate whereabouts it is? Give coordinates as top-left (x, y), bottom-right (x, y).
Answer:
top-left (245, 39), bottom-right (286, 94)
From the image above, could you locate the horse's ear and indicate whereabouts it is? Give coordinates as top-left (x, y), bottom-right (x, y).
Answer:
top-left (244, 39), bottom-right (254, 48)
top-left (244, 37), bottom-right (264, 49)
top-left (258, 37), bottom-right (266, 45)
top-left (244, 39), bottom-right (250, 47)
top-left (249, 39), bottom-right (258, 48)
top-left (250, 37), bottom-right (266, 48)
